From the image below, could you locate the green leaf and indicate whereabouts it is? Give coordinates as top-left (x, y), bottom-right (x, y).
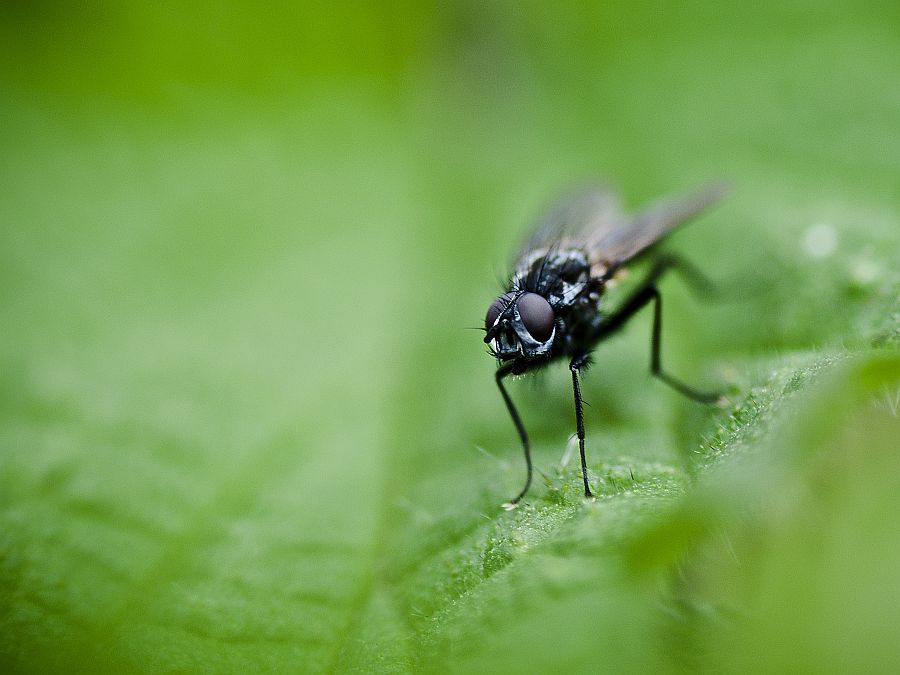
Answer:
top-left (2, 2), bottom-right (899, 673)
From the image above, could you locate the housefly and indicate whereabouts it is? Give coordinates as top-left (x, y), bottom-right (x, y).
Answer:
top-left (484, 183), bottom-right (727, 506)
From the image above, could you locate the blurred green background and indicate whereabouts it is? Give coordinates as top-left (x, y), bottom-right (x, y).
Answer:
top-left (2, 2), bottom-right (899, 673)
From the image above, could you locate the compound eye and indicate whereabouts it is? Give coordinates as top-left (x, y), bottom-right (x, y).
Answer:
top-left (485, 292), bottom-right (517, 331)
top-left (517, 293), bottom-right (555, 342)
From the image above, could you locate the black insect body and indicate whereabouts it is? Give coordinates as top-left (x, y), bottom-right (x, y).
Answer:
top-left (484, 184), bottom-right (726, 506)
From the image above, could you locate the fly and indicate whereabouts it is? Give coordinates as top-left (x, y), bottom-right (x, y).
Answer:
top-left (483, 183), bottom-right (727, 507)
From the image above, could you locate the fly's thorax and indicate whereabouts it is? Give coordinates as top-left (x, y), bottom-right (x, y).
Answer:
top-left (515, 248), bottom-right (592, 309)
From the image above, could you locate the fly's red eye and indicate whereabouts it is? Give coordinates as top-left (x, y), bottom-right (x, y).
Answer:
top-left (517, 293), bottom-right (554, 342)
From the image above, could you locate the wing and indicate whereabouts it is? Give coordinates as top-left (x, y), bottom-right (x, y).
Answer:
top-left (587, 182), bottom-right (728, 271)
top-left (514, 181), bottom-right (727, 277)
top-left (515, 184), bottom-right (624, 265)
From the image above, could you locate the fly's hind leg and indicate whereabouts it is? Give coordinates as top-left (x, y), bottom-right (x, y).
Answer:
top-left (648, 288), bottom-right (721, 403)
top-left (599, 257), bottom-right (723, 404)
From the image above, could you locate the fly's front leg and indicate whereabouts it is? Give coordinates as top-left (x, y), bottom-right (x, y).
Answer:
top-left (495, 363), bottom-right (533, 506)
top-left (569, 353), bottom-right (594, 498)
top-left (599, 258), bottom-right (722, 404)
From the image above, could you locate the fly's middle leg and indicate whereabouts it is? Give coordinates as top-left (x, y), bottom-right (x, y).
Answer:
top-left (569, 353), bottom-right (594, 498)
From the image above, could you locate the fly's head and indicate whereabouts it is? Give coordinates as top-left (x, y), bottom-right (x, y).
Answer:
top-left (484, 291), bottom-right (556, 364)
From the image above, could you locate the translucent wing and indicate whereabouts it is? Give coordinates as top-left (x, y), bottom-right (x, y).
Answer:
top-left (515, 184), bottom-right (624, 264)
top-left (516, 182), bottom-right (727, 277)
top-left (588, 182), bottom-right (728, 270)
